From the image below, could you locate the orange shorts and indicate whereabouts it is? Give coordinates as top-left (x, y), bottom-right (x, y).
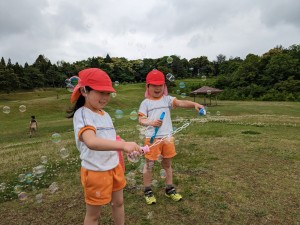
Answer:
top-left (80, 163), bottom-right (126, 206)
top-left (144, 137), bottom-right (176, 160)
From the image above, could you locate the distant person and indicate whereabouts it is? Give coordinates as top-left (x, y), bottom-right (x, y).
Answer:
top-left (29, 116), bottom-right (37, 138)
top-left (138, 69), bottom-right (205, 205)
top-left (67, 68), bottom-right (142, 225)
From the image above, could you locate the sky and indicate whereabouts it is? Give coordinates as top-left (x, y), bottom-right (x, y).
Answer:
top-left (0, 0), bottom-right (299, 65)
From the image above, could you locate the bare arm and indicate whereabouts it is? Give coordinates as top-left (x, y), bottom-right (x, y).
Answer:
top-left (139, 116), bottom-right (162, 127)
top-left (175, 99), bottom-right (204, 112)
top-left (81, 130), bottom-right (142, 154)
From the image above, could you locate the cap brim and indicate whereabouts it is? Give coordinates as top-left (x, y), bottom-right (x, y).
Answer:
top-left (148, 81), bottom-right (165, 85)
top-left (70, 85), bottom-right (116, 103)
top-left (90, 85), bottom-right (116, 93)
top-left (70, 85), bottom-right (81, 103)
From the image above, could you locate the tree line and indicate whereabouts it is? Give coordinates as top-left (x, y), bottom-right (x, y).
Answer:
top-left (0, 44), bottom-right (299, 101)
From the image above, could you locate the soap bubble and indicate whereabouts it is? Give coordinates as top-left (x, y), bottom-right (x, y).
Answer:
top-left (3, 106), bottom-right (10, 114)
top-left (111, 92), bottom-right (117, 98)
top-left (201, 75), bottom-right (207, 81)
top-left (18, 174), bottom-right (26, 183)
top-left (33, 165), bottom-right (46, 178)
top-left (19, 105), bottom-right (26, 112)
top-left (167, 56), bottom-right (173, 64)
top-left (179, 82), bottom-right (185, 89)
top-left (25, 173), bottom-right (33, 184)
top-left (48, 182), bottom-right (59, 194)
top-left (160, 169), bottom-right (166, 179)
top-left (14, 185), bottom-right (22, 194)
top-left (51, 133), bottom-right (61, 143)
top-left (115, 109), bottom-right (124, 119)
top-left (59, 147), bottom-right (69, 159)
top-left (139, 60), bottom-right (144, 68)
top-left (114, 81), bottom-right (120, 86)
top-left (66, 83), bottom-right (75, 92)
top-left (18, 192), bottom-right (28, 201)
top-left (151, 179), bottom-right (158, 187)
top-left (41, 156), bottom-right (48, 164)
top-left (216, 111), bottom-right (221, 116)
top-left (69, 76), bottom-right (79, 86)
top-left (176, 90), bottom-right (181, 95)
top-left (206, 90), bottom-right (211, 95)
top-left (147, 211), bottom-right (154, 220)
top-left (166, 73), bottom-right (175, 82)
top-left (129, 110), bottom-right (138, 120)
top-left (35, 193), bottom-right (43, 203)
top-left (180, 93), bottom-right (186, 98)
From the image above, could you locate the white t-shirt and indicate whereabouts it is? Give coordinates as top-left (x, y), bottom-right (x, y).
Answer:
top-left (73, 107), bottom-right (118, 171)
top-left (138, 95), bottom-right (176, 138)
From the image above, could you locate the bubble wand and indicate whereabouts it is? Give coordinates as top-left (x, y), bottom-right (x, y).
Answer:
top-left (128, 109), bottom-right (205, 161)
top-left (150, 112), bottom-right (165, 144)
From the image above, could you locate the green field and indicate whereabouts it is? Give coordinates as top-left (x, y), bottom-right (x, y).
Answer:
top-left (0, 84), bottom-right (299, 225)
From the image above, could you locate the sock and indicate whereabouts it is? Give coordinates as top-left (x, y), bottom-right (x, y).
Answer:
top-left (166, 184), bottom-right (174, 190)
top-left (144, 186), bottom-right (152, 192)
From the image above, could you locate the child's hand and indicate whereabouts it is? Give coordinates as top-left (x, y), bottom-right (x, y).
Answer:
top-left (194, 103), bottom-right (204, 112)
top-left (150, 119), bottom-right (163, 127)
top-left (123, 142), bottom-right (142, 154)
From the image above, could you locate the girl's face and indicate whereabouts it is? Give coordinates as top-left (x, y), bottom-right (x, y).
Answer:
top-left (83, 90), bottom-right (111, 112)
top-left (148, 84), bottom-right (164, 98)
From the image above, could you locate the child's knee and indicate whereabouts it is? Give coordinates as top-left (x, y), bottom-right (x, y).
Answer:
top-left (111, 199), bottom-right (124, 208)
top-left (162, 159), bottom-right (171, 168)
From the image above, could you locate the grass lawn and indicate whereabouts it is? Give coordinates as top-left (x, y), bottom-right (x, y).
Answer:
top-left (0, 84), bottom-right (299, 225)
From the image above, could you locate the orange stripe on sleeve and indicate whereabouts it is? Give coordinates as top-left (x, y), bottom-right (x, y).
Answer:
top-left (78, 126), bottom-right (96, 141)
top-left (172, 98), bottom-right (177, 109)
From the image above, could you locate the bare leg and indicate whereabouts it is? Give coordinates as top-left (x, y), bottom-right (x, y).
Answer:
top-left (84, 204), bottom-right (101, 225)
top-left (143, 159), bottom-right (154, 187)
top-left (161, 158), bottom-right (173, 185)
top-left (111, 189), bottom-right (125, 225)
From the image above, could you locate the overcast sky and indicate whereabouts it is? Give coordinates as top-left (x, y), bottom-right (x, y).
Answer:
top-left (1, 0), bottom-right (299, 65)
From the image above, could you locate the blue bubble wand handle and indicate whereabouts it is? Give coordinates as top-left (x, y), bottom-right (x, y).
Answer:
top-left (150, 112), bottom-right (165, 144)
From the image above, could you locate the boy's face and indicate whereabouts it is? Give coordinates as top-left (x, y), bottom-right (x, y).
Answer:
top-left (148, 84), bottom-right (164, 98)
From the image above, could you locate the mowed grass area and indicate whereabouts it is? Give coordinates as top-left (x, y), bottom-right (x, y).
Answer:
top-left (0, 84), bottom-right (299, 225)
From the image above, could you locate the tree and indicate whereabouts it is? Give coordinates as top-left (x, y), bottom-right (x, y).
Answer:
top-left (0, 66), bottom-right (20, 93)
top-left (0, 57), bottom-right (5, 67)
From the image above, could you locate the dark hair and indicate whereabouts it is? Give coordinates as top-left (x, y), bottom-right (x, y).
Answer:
top-left (66, 86), bottom-right (93, 118)
top-left (31, 115), bottom-right (35, 119)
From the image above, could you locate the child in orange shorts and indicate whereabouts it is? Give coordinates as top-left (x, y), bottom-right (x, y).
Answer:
top-left (68, 68), bottom-right (142, 225)
top-left (138, 69), bottom-right (204, 205)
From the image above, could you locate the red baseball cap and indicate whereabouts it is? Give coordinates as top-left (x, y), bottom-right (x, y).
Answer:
top-left (146, 70), bottom-right (165, 85)
top-left (70, 68), bottom-right (115, 103)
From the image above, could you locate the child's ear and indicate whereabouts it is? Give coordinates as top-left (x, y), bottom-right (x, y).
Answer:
top-left (80, 87), bottom-right (87, 97)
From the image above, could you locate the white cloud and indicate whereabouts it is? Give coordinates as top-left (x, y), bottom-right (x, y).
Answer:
top-left (0, 0), bottom-right (299, 65)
